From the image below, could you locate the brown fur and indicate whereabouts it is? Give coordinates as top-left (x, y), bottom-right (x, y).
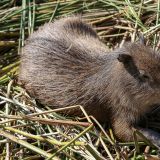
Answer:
top-left (19, 16), bottom-right (160, 144)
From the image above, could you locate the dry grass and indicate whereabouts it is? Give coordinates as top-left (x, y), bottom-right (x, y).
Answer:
top-left (0, 0), bottom-right (160, 159)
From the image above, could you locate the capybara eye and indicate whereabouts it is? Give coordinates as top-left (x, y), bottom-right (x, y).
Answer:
top-left (139, 70), bottom-right (150, 81)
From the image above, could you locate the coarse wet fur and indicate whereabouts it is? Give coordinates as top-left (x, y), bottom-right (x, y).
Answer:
top-left (19, 16), bottom-right (160, 146)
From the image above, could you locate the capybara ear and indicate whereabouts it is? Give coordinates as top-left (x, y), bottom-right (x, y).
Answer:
top-left (117, 54), bottom-right (142, 81)
top-left (137, 32), bottom-right (146, 45)
top-left (117, 54), bottom-right (132, 63)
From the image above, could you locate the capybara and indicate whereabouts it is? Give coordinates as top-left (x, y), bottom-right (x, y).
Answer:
top-left (19, 16), bottom-right (160, 147)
